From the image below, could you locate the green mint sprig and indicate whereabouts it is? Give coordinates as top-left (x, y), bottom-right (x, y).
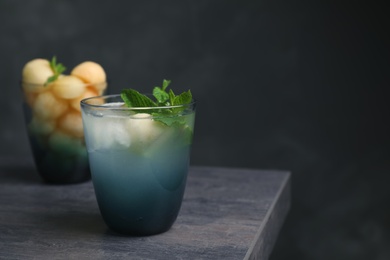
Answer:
top-left (120, 79), bottom-right (192, 126)
top-left (153, 79), bottom-right (171, 105)
top-left (121, 89), bottom-right (157, 108)
top-left (45, 56), bottom-right (66, 85)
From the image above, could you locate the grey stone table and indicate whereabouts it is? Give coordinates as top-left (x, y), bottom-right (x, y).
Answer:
top-left (0, 158), bottom-right (290, 260)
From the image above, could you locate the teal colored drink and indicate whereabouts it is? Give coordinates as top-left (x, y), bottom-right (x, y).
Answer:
top-left (81, 92), bottom-right (196, 235)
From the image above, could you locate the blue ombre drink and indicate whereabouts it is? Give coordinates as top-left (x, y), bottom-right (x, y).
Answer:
top-left (81, 94), bottom-right (196, 235)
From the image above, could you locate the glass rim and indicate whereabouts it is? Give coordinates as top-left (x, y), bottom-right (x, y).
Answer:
top-left (80, 94), bottom-right (196, 110)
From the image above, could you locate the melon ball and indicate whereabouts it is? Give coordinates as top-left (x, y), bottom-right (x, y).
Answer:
top-left (71, 61), bottom-right (106, 84)
top-left (93, 81), bottom-right (108, 95)
top-left (58, 111), bottom-right (84, 138)
top-left (22, 59), bottom-right (54, 85)
top-left (33, 91), bottom-right (68, 120)
top-left (52, 75), bottom-right (86, 99)
top-left (70, 87), bottom-right (98, 111)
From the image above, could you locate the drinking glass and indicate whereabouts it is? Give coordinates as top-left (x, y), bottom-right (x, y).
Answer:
top-left (81, 94), bottom-right (196, 235)
top-left (21, 80), bottom-right (107, 184)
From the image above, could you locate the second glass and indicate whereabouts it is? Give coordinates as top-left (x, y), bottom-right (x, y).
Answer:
top-left (22, 80), bottom-right (107, 184)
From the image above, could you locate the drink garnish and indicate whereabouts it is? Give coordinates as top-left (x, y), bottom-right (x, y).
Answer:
top-left (121, 79), bottom-right (192, 126)
top-left (45, 56), bottom-right (66, 85)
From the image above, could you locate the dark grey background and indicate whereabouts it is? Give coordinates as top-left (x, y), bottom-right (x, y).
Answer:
top-left (1, 0), bottom-right (389, 259)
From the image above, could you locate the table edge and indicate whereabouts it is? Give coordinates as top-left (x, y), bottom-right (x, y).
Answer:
top-left (244, 170), bottom-right (291, 260)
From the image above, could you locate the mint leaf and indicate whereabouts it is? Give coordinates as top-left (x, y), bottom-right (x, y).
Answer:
top-left (121, 89), bottom-right (157, 108)
top-left (168, 89), bottom-right (176, 105)
top-left (152, 79), bottom-right (172, 105)
top-left (151, 114), bottom-right (178, 126)
top-left (171, 90), bottom-right (192, 114)
top-left (172, 90), bottom-right (192, 106)
top-left (121, 80), bottom-right (193, 126)
top-left (46, 75), bottom-right (57, 85)
top-left (45, 56), bottom-right (66, 85)
top-left (153, 86), bottom-right (169, 104)
top-left (162, 79), bottom-right (171, 91)
top-left (50, 56), bottom-right (66, 75)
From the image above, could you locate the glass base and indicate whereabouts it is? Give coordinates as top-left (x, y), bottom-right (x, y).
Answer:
top-left (101, 210), bottom-right (178, 236)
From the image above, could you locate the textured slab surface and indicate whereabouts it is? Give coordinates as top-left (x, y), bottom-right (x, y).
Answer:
top-left (0, 158), bottom-right (290, 260)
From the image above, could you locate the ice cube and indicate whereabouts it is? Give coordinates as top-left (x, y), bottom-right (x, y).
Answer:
top-left (126, 113), bottom-right (167, 148)
top-left (84, 113), bottom-right (131, 151)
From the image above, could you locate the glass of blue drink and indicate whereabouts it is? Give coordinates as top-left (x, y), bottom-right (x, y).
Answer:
top-left (81, 93), bottom-right (196, 235)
